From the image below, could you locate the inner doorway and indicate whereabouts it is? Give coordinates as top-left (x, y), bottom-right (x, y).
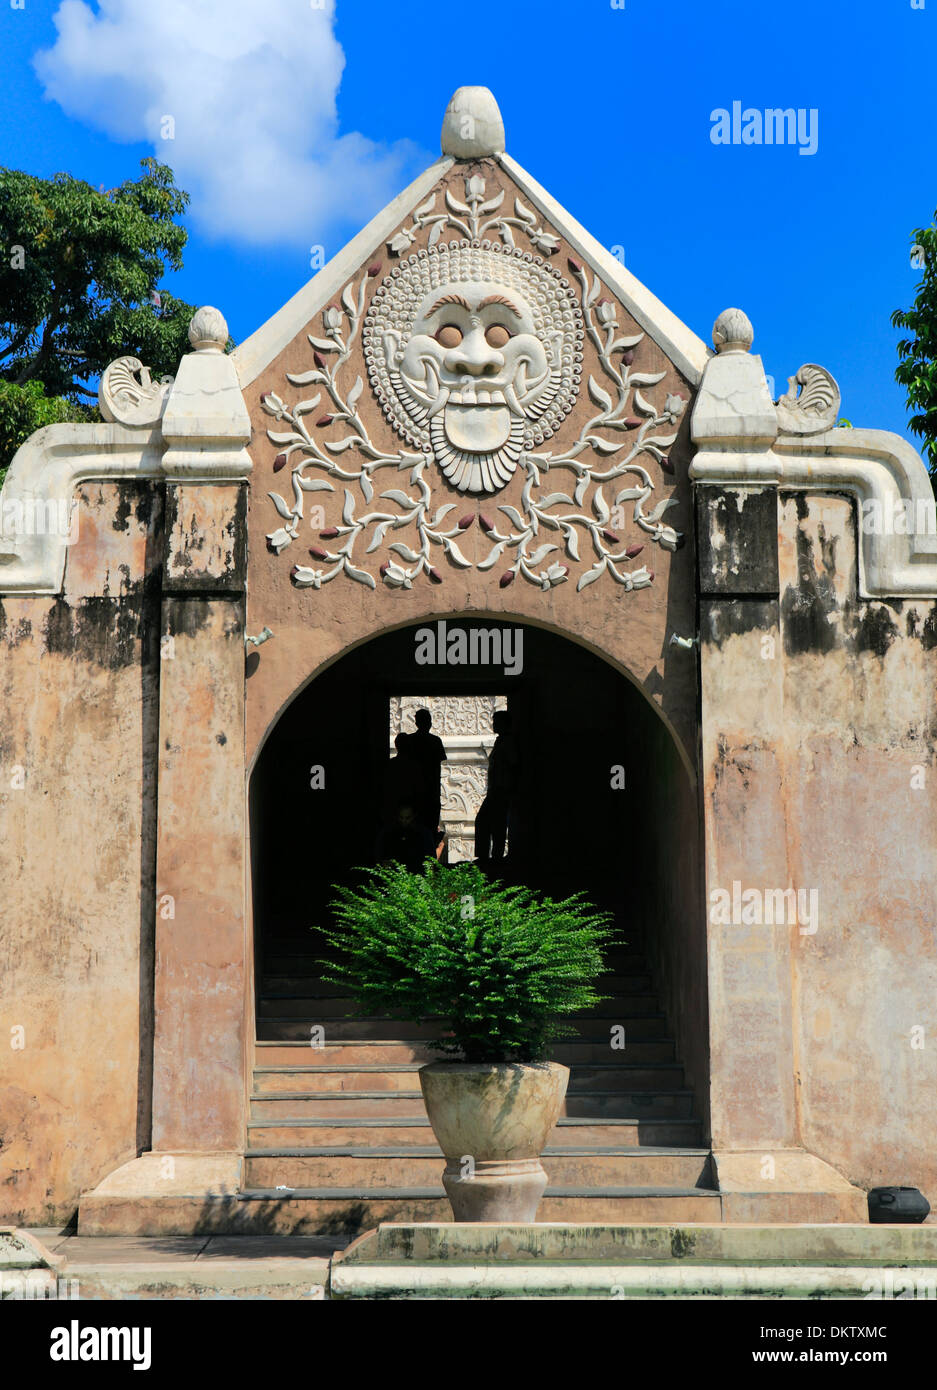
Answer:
top-left (250, 616), bottom-right (701, 968)
top-left (389, 693), bottom-right (508, 862)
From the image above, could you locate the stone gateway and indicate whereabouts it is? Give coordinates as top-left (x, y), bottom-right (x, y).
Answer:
top-left (1, 88), bottom-right (934, 1234)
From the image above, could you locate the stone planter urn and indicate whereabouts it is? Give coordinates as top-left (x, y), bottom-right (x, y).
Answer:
top-left (419, 1061), bottom-right (569, 1221)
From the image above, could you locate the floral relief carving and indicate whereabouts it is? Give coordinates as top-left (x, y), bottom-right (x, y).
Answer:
top-left (264, 174), bottom-right (686, 594)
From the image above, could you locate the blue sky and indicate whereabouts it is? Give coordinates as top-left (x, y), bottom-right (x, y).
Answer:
top-left (1, 0), bottom-right (934, 447)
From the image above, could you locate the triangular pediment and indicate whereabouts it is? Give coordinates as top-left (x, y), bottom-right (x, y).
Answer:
top-left (239, 88), bottom-right (705, 618)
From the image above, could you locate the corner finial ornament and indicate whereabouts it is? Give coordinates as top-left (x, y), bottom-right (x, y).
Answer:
top-left (441, 87), bottom-right (505, 159)
top-left (712, 307), bottom-right (754, 354)
top-left (188, 306), bottom-right (229, 353)
top-left (98, 357), bottom-right (173, 427)
top-left (776, 363), bottom-right (841, 435)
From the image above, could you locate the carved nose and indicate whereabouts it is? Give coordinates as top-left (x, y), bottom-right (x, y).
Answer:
top-left (445, 328), bottom-right (504, 377)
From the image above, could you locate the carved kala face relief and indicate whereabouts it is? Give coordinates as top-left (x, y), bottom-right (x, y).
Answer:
top-left (364, 242), bottom-right (583, 493)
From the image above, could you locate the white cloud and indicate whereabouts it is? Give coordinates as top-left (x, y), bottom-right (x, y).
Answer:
top-left (34, 0), bottom-right (427, 246)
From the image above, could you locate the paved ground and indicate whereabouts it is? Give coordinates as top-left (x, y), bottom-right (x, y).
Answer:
top-left (17, 1228), bottom-right (352, 1298)
top-left (27, 1229), bottom-right (350, 1262)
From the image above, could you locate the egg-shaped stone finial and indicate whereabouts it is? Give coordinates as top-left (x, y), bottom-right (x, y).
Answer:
top-left (712, 307), bottom-right (754, 354)
top-left (188, 305), bottom-right (229, 352)
top-left (441, 87), bottom-right (505, 158)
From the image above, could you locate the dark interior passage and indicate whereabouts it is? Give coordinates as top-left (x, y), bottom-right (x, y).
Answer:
top-left (250, 618), bottom-right (697, 952)
top-left (249, 616), bottom-right (709, 1140)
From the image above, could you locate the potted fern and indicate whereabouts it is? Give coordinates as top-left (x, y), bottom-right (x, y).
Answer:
top-left (317, 860), bottom-right (615, 1221)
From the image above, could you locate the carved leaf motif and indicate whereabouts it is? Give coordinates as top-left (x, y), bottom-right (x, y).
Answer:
top-left (593, 488), bottom-right (610, 524)
top-left (633, 389), bottom-right (657, 416)
top-left (609, 335), bottom-right (644, 353)
top-left (389, 542), bottom-right (422, 561)
top-left (366, 522), bottom-right (391, 553)
top-left (647, 497), bottom-right (680, 522)
top-left (577, 565), bottom-right (604, 591)
top-left (341, 282), bottom-right (357, 318)
top-left (588, 375), bottom-right (613, 412)
top-left (445, 188), bottom-right (471, 216)
top-left (347, 376), bottom-right (364, 407)
top-left (287, 368), bottom-right (327, 384)
top-left (345, 562), bottom-right (376, 589)
top-left (305, 339), bottom-right (340, 354)
top-left (499, 505), bottom-right (526, 529)
top-left (269, 492), bottom-right (294, 520)
top-left (478, 190), bottom-right (505, 214)
top-left (415, 195), bottom-right (437, 218)
top-left (628, 371), bottom-right (667, 387)
top-left (540, 492), bottom-right (574, 507)
top-left (381, 489), bottom-right (414, 507)
top-left (342, 489), bottom-right (355, 524)
top-left (478, 541), bottom-right (506, 570)
top-left (297, 478), bottom-right (334, 492)
top-left (514, 196), bottom-right (537, 225)
top-left (527, 544), bottom-right (558, 565)
top-left (444, 538), bottom-right (472, 568)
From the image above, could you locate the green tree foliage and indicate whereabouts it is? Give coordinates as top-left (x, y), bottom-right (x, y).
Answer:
top-left (892, 212), bottom-right (937, 476)
top-left (317, 861), bottom-right (617, 1063)
top-left (0, 159), bottom-right (197, 478)
top-left (0, 379), bottom-right (91, 474)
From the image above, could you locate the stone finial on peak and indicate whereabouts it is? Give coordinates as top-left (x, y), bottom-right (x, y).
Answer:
top-left (188, 305), bottom-right (229, 353)
top-left (441, 86), bottom-right (505, 159)
top-left (712, 307), bottom-right (754, 354)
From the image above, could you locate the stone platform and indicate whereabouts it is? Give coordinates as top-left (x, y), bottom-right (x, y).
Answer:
top-left (5, 1223), bottom-right (935, 1300)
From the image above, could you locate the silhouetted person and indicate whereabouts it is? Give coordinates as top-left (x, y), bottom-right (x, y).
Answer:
top-left (376, 803), bottom-right (436, 873)
top-left (475, 709), bottom-right (519, 862)
top-left (384, 730), bottom-right (422, 821)
top-left (407, 708), bottom-right (446, 833)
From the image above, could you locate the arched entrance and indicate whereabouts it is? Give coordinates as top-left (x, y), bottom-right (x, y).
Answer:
top-left (244, 617), bottom-right (712, 1229)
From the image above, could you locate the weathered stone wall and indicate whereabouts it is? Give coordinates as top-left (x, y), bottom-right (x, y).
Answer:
top-left (699, 484), bottom-right (937, 1203)
top-left (0, 482), bottom-right (161, 1224)
top-left (779, 493), bottom-right (937, 1199)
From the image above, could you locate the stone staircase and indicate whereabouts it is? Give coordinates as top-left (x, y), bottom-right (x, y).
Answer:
top-left (241, 936), bottom-right (719, 1232)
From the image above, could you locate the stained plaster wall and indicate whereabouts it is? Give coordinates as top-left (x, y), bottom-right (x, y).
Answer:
top-left (0, 482), bottom-right (161, 1223)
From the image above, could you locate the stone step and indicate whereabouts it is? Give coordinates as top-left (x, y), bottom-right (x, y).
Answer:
top-left (232, 1188), bottom-right (722, 1233)
top-left (255, 1017), bottom-right (667, 1039)
top-left (256, 996), bottom-right (660, 1025)
top-left (247, 1117), bottom-right (702, 1147)
top-left (249, 1088), bottom-right (697, 1119)
top-left (252, 1060), bottom-right (688, 1093)
top-left (243, 1147), bottom-right (713, 1189)
top-left (254, 1038), bottom-right (678, 1064)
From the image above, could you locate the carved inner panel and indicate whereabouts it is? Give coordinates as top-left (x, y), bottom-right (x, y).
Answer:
top-left (388, 693), bottom-right (508, 861)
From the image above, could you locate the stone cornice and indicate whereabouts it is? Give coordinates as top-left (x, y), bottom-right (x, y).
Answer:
top-left (690, 321), bottom-right (937, 599)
